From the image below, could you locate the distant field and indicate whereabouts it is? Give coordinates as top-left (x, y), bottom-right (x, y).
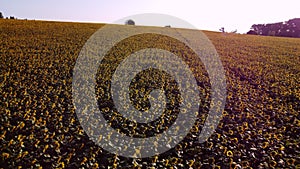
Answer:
top-left (0, 19), bottom-right (299, 168)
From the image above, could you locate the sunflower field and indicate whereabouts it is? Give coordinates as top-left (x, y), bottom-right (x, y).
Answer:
top-left (0, 19), bottom-right (299, 168)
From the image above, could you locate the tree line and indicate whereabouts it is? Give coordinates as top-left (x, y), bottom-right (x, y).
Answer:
top-left (0, 12), bottom-right (17, 19)
top-left (247, 18), bottom-right (300, 38)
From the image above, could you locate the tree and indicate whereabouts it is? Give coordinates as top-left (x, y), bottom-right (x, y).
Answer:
top-left (248, 18), bottom-right (300, 38)
top-left (219, 27), bottom-right (225, 33)
top-left (0, 12), bottom-right (3, 19)
top-left (125, 19), bottom-right (135, 25)
top-left (247, 30), bottom-right (257, 35)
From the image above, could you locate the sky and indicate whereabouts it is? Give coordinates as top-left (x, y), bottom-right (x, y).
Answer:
top-left (1, 0), bottom-right (299, 33)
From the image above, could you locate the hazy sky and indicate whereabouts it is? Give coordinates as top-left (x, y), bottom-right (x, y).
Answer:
top-left (1, 0), bottom-right (299, 33)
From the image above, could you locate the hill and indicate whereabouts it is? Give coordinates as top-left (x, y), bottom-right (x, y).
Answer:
top-left (1, 19), bottom-right (299, 168)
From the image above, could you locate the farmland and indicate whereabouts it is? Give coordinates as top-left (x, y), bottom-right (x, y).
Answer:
top-left (0, 19), bottom-right (299, 168)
